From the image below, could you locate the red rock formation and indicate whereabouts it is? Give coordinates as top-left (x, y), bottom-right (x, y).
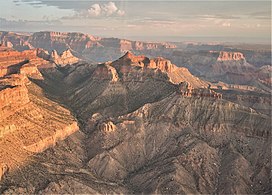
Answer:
top-left (148, 57), bottom-right (176, 73)
top-left (177, 81), bottom-right (222, 99)
top-left (111, 52), bottom-right (208, 88)
top-left (0, 49), bottom-right (47, 77)
top-left (29, 31), bottom-right (99, 53)
top-left (0, 74), bottom-right (31, 121)
top-left (99, 121), bottom-right (116, 133)
top-left (0, 84), bottom-right (29, 107)
top-left (113, 51), bottom-right (175, 72)
top-left (24, 122), bottom-right (79, 153)
top-left (20, 64), bottom-right (41, 76)
top-left (0, 65), bottom-right (79, 179)
top-left (1, 31), bottom-right (177, 63)
top-left (50, 49), bottom-right (79, 66)
top-left (217, 51), bottom-right (245, 61)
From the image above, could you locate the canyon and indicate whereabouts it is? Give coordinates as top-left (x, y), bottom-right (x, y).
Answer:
top-left (0, 32), bottom-right (271, 194)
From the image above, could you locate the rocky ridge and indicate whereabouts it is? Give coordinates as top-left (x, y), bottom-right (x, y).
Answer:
top-left (0, 48), bottom-right (79, 181)
top-left (0, 49), bottom-right (270, 194)
top-left (217, 51), bottom-right (246, 61)
top-left (50, 49), bottom-right (80, 66)
top-left (0, 31), bottom-right (176, 62)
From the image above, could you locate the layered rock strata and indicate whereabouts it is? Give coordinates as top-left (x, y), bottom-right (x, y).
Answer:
top-left (0, 51), bottom-right (270, 194)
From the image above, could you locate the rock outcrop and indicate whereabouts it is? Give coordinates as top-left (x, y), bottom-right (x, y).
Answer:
top-left (92, 63), bottom-right (119, 82)
top-left (0, 48), bottom-right (47, 78)
top-left (217, 51), bottom-right (245, 61)
top-left (25, 122), bottom-right (79, 153)
top-left (177, 81), bottom-right (222, 99)
top-left (50, 49), bottom-right (79, 66)
top-left (208, 50), bottom-right (257, 84)
top-left (0, 80), bottom-right (30, 122)
top-left (112, 52), bottom-right (207, 87)
top-left (0, 48), bottom-right (79, 182)
top-left (99, 121), bottom-right (116, 133)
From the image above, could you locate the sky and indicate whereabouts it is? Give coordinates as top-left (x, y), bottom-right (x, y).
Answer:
top-left (0, 0), bottom-right (271, 43)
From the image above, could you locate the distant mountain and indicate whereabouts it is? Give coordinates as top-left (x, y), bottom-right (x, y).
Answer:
top-left (1, 31), bottom-right (270, 87)
top-left (0, 31), bottom-right (176, 62)
top-left (167, 50), bottom-right (271, 89)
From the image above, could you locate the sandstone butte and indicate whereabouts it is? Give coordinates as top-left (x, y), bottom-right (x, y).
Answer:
top-left (0, 46), bottom-right (270, 194)
top-left (217, 51), bottom-right (246, 61)
top-left (50, 49), bottom-right (80, 66)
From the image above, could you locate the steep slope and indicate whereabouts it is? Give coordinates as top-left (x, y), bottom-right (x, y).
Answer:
top-left (0, 51), bottom-right (270, 194)
top-left (210, 51), bottom-right (255, 75)
top-left (111, 51), bottom-right (207, 87)
top-left (85, 94), bottom-right (270, 194)
top-left (0, 49), bottom-right (79, 181)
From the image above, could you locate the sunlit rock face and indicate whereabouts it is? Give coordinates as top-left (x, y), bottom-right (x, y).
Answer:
top-left (0, 47), bottom-right (47, 78)
top-left (0, 44), bottom-right (270, 195)
top-left (217, 51), bottom-right (246, 61)
top-left (0, 48), bottom-right (79, 183)
top-left (50, 49), bottom-right (79, 66)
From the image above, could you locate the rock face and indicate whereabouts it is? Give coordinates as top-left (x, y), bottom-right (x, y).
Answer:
top-left (0, 48), bottom-right (271, 195)
top-left (0, 48), bottom-right (79, 181)
top-left (112, 52), bottom-right (207, 88)
top-left (0, 48), bottom-right (46, 78)
top-left (99, 121), bottom-right (116, 133)
top-left (217, 51), bottom-right (245, 61)
top-left (0, 79), bottom-right (30, 123)
top-left (167, 49), bottom-right (271, 92)
top-left (207, 51), bottom-right (256, 80)
top-left (92, 63), bottom-right (119, 82)
top-left (50, 49), bottom-right (79, 66)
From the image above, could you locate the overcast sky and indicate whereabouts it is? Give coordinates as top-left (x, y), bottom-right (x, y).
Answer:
top-left (0, 0), bottom-right (271, 43)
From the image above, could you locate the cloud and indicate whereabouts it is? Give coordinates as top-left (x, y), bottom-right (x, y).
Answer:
top-left (92, 2), bottom-right (125, 17)
top-left (88, 4), bottom-right (102, 16)
top-left (197, 14), bottom-right (241, 20)
top-left (222, 22), bottom-right (231, 27)
top-left (213, 19), bottom-right (233, 28)
top-left (102, 2), bottom-right (118, 16)
top-left (117, 10), bottom-right (125, 16)
top-left (73, 2), bottom-right (125, 18)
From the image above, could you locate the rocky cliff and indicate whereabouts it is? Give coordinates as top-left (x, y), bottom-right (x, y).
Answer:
top-left (0, 48), bottom-right (47, 78)
top-left (0, 50), bottom-right (270, 194)
top-left (217, 51), bottom-right (245, 61)
top-left (50, 49), bottom-right (79, 66)
top-left (167, 49), bottom-right (270, 89)
top-left (0, 48), bottom-right (79, 181)
top-left (112, 52), bottom-right (207, 88)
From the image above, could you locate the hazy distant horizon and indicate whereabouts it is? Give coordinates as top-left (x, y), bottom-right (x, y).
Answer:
top-left (4, 29), bottom-right (271, 45)
top-left (1, 0), bottom-right (271, 45)
top-left (123, 36), bottom-right (271, 45)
